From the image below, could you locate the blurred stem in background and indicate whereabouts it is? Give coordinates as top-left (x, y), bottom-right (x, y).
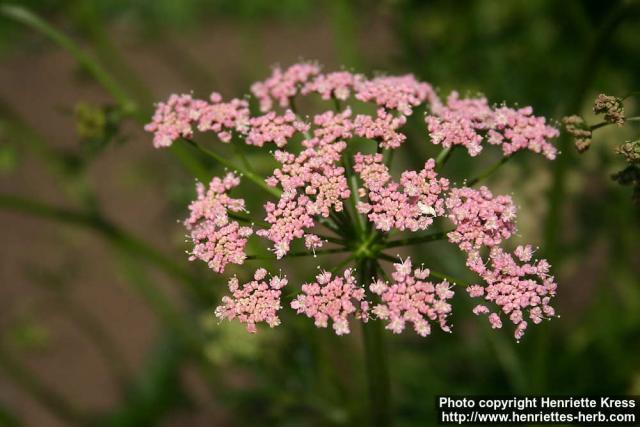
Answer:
top-left (537, 0), bottom-right (640, 392)
top-left (360, 260), bottom-right (392, 427)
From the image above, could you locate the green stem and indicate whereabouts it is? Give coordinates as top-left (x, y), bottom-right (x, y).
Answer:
top-left (0, 5), bottom-right (134, 113)
top-left (622, 91), bottom-right (640, 101)
top-left (343, 153), bottom-right (367, 234)
top-left (0, 194), bottom-right (203, 294)
top-left (435, 146), bottom-right (455, 169)
top-left (467, 155), bottom-right (512, 186)
top-left (315, 233), bottom-right (346, 245)
top-left (384, 231), bottom-right (449, 248)
top-left (330, 254), bottom-right (357, 274)
top-left (358, 259), bottom-right (392, 427)
top-left (589, 116), bottom-right (640, 131)
top-left (184, 138), bottom-right (281, 198)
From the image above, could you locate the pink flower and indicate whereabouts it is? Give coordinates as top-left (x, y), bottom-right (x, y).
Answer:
top-left (215, 269), bottom-right (288, 333)
top-left (245, 110), bottom-right (309, 147)
top-left (149, 61), bottom-right (560, 339)
top-left (304, 234), bottom-right (324, 252)
top-left (291, 268), bottom-right (369, 335)
top-left (196, 93), bottom-right (250, 142)
top-left (354, 109), bottom-right (407, 149)
top-left (355, 74), bottom-right (439, 116)
top-left (184, 173), bottom-right (253, 273)
top-left (251, 62), bottom-right (321, 112)
top-left (145, 93), bottom-right (250, 147)
top-left (426, 92), bottom-right (492, 156)
top-left (426, 91), bottom-right (559, 159)
top-left (466, 245), bottom-right (557, 340)
top-left (354, 154), bottom-right (449, 232)
top-left (369, 258), bottom-right (454, 337)
top-left (488, 106), bottom-right (559, 159)
top-left (145, 94), bottom-right (204, 148)
top-left (302, 71), bottom-right (365, 101)
top-left (446, 186), bottom-right (517, 252)
top-left (257, 192), bottom-right (315, 259)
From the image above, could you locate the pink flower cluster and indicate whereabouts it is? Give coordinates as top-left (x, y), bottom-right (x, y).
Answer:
top-left (426, 91), bottom-right (559, 159)
top-left (146, 61), bottom-right (561, 338)
top-left (355, 74), bottom-right (438, 116)
top-left (184, 173), bottom-right (253, 273)
top-left (291, 269), bottom-right (369, 335)
top-left (370, 258), bottom-right (454, 337)
top-left (446, 186), bottom-right (517, 252)
top-left (466, 246), bottom-right (557, 340)
top-left (354, 153), bottom-right (449, 232)
top-left (215, 268), bottom-right (288, 333)
top-left (246, 110), bottom-right (309, 147)
top-left (302, 71), bottom-right (364, 101)
top-left (251, 62), bottom-right (321, 112)
top-left (353, 109), bottom-right (407, 149)
top-left (144, 93), bottom-right (249, 147)
top-left (258, 111), bottom-right (353, 257)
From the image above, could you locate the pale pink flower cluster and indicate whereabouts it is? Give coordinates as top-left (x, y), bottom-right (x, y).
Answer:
top-left (257, 193), bottom-right (315, 258)
top-left (251, 62), bottom-right (321, 112)
top-left (302, 71), bottom-right (365, 101)
top-left (354, 153), bottom-right (449, 232)
top-left (215, 268), bottom-right (287, 333)
top-left (258, 112), bottom-right (353, 257)
top-left (184, 173), bottom-right (253, 273)
top-left (426, 91), bottom-right (558, 159)
top-left (291, 269), bottom-right (369, 335)
top-left (146, 61), bottom-right (561, 338)
top-left (246, 110), bottom-right (309, 147)
top-left (446, 186), bottom-right (517, 252)
top-left (144, 93), bottom-right (249, 147)
top-left (369, 258), bottom-right (454, 337)
top-left (465, 246), bottom-right (557, 340)
top-left (489, 105), bottom-right (559, 159)
top-left (353, 109), bottom-right (407, 149)
top-left (355, 74), bottom-right (438, 116)
top-left (304, 234), bottom-right (324, 252)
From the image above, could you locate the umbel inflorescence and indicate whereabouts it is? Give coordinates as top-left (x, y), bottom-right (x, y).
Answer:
top-left (146, 62), bottom-right (559, 340)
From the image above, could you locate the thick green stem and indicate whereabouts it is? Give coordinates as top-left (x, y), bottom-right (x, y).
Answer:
top-left (358, 259), bottom-right (392, 427)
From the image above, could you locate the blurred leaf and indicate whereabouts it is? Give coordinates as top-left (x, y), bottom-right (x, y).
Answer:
top-left (6, 317), bottom-right (50, 353)
top-left (0, 143), bottom-right (19, 174)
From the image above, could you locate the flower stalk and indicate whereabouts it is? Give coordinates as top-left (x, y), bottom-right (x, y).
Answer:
top-left (359, 259), bottom-right (392, 427)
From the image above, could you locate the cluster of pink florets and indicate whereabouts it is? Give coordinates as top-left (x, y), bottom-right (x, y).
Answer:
top-left (370, 258), bottom-right (454, 337)
top-left (465, 245), bottom-right (556, 340)
top-left (147, 61), bottom-right (560, 339)
top-left (426, 91), bottom-right (559, 159)
top-left (291, 268), bottom-right (369, 335)
top-left (446, 186), bottom-right (517, 252)
top-left (145, 93), bottom-right (250, 147)
top-left (215, 268), bottom-right (287, 333)
top-left (184, 173), bottom-right (252, 273)
top-left (354, 154), bottom-right (449, 232)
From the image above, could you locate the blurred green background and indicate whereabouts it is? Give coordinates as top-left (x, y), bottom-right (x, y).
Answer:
top-left (0, 1), bottom-right (639, 426)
